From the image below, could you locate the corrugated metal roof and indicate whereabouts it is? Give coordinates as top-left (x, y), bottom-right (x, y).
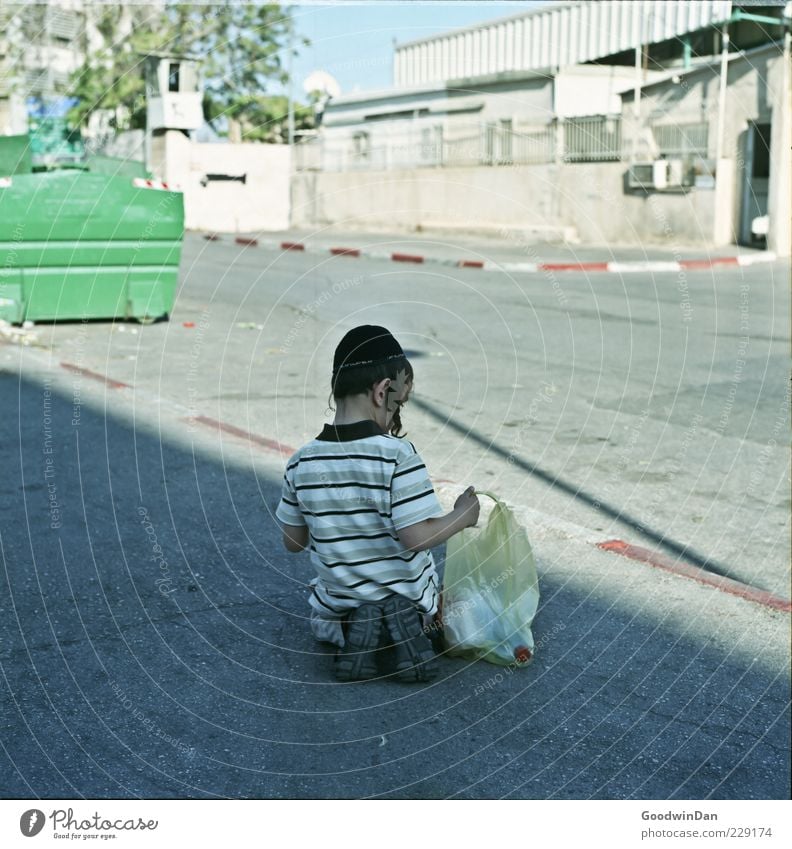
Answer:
top-left (617, 38), bottom-right (783, 98)
top-left (395, 0), bottom-right (733, 87)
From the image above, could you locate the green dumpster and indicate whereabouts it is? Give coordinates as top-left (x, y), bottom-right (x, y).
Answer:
top-left (0, 134), bottom-right (33, 176)
top-left (0, 156), bottom-right (183, 324)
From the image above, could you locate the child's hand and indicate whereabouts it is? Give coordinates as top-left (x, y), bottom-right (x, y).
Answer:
top-left (454, 486), bottom-right (480, 527)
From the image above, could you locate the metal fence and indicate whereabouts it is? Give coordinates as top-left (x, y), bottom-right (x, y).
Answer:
top-left (650, 121), bottom-right (710, 158)
top-left (563, 115), bottom-right (622, 162)
top-left (293, 117), bottom-right (714, 172)
top-left (295, 123), bottom-right (554, 171)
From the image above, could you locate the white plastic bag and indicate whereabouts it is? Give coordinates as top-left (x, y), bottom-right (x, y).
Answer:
top-left (442, 491), bottom-right (540, 666)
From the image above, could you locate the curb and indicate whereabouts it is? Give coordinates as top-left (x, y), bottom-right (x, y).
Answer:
top-left (597, 540), bottom-right (791, 613)
top-left (202, 233), bottom-right (778, 274)
top-left (60, 361), bottom-right (130, 390)
top-left (185, 414), bottom-right (789, 614)
top-left (26, 352), bottom-right (789, 615)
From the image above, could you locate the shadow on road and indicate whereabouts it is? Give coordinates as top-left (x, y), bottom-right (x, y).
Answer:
top-left (0, 372), bottom-right (789, 799)
top-left (412, 396), bottom-right (751, 588)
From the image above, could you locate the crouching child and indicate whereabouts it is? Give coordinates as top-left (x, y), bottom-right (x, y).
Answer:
top-left (276, 324), bottom-right (479, 681)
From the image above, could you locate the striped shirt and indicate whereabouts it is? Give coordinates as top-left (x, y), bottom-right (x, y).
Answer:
top-left (275, 419), bottom-right (444, 616)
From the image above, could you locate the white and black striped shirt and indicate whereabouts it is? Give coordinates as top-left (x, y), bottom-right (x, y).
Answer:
top-left (276, 420), bottom-right (444, 616)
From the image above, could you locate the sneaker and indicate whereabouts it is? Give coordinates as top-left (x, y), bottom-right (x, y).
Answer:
top-left (381, 596), bottom-right (439, 682)
top-left (423, 613), bottom-right (446, 655)
top-left (334, 603), bottom-right (383, 681)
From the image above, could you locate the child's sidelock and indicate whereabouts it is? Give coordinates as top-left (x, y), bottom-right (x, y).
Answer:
top-left (275, 324), bottom-right (480, 682)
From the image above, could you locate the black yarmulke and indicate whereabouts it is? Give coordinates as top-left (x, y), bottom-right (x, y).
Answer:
top-left (333, 325), bottom-right (404, 374)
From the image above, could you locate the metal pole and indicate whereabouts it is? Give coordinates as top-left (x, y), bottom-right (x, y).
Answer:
top-left (144, 115), bottom-right (150, 176)
top-left (631, 43), bottom-right (642, 163)
top-left (715, 27), bottom-right (730, 162)
top-left (287, 27), bottom-right (295, 146)
top-left (143, 58), bottom-right (151, 176)
top-left (44, 0), bottom-right (53, 99)
top-left (712, 25), bottom-right (732, 246)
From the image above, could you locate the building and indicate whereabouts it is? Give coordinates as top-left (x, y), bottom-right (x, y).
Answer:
top-left (293, 1), bottom-right (790, 253)
top-left (1, 1), bottom-right (94, 134)
top-left (0, 1), bottom-right (156, 137)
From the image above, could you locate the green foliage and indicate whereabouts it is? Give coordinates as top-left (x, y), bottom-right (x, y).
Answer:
top-left (204, 93), bottom-right (316, 143)
top-left (69, 5), bottom-right (171, 131)
top-left (68, 1), bottom-right (312, 139)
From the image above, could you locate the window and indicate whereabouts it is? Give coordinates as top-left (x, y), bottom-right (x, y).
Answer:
top-left (168, 63), bottom-right (180, 93)
top-left (352, 131), bottom-right (370, 161)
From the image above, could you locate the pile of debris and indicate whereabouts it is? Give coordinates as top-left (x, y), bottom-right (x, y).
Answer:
top-left (0, 319), bottom-right (40, 347)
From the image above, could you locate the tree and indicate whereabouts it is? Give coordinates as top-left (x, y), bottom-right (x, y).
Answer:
top-left (69, 1), bottom-right (311, 141)
top-left (69, 4), bottom-right (172, 131)
top-left (204, 93), bottom-right (316, 143)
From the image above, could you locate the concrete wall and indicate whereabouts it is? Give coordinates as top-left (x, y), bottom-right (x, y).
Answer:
top-left (558, 162), bottom-right (717, 247)
top-left (153, 131), bottom-right (291, 232)
top-left (291, 161), bottom-right (721, 247)
top-left (291, 165), bottom-right (561, 236)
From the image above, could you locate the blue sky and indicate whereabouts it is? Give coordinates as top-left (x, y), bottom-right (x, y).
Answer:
top-left (284, 1), bottom-right (552, 99)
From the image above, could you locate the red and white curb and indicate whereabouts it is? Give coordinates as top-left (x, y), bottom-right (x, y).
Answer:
top-left (202, 232), bottom-right (779, 274)
top-left (40, 354), bottom-right (790, 614)
top-left (182, 412), bottom-right (789, 614)
top-left (59, 361), bottom-right (131, 390)
top-left (596, 539), bottom-right (791, 613)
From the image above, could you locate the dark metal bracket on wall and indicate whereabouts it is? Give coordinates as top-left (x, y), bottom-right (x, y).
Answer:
top-left (199, 173), bottom-right (247, 187)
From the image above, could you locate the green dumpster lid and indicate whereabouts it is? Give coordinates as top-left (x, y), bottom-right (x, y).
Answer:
top-left (0, 135), bottom-right (33, 176)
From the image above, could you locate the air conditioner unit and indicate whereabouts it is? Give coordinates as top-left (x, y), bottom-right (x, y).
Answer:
top-left (628, 159), bottom-right (694, 190)
top-left (663, 158), bottom-right (695, 188)
top-left (627, 162), bottom-right (655, 189)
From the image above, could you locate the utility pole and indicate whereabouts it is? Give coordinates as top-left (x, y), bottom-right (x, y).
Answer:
top-left (287, 26), bottom-right (295, 146)
top-left (712, 23), bottom-right (733, 246)
top-left (44, 0), bottom-right (53, 100)
top-left (143, 56), bottom-right (151, 177)
top-left (631, 43), bottom-right (642, 163)
top-left (715, 25), bottom-right (730, 163)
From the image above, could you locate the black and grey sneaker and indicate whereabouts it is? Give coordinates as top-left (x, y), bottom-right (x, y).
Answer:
top-left (423, 614), bottom-right (445, 656)
top-left (334, 603), bottom-right (384, 681)
top-left (381, 596), bottom-right (438, 682)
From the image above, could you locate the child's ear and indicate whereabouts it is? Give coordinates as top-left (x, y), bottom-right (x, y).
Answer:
top-left (371, 378), bottom-right (391, 407)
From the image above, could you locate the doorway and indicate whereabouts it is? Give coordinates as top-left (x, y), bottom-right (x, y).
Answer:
top-left (739, 121), bottom-right (771, 246)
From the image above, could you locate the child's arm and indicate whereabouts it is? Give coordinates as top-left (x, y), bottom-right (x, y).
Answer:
top-left (397, 486), bottom-right (480, 552)
top-left (281, 523), bottom-right (309, 553)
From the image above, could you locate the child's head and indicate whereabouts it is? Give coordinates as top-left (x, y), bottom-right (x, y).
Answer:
top-left (329, 325), bottom-right (413, 435)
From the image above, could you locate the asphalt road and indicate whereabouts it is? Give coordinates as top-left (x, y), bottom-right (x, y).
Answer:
top-left (0, 233), bottom-right (789, 799)
top-left (34, 232), bottom-right (791, 592)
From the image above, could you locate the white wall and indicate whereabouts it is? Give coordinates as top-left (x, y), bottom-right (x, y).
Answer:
top-left (554, 65), bottom-right (640, 118)
top-left (292, 165), bottom-right (561, 235)
top-left (154, 132), bottom-right (291, 233)
top-left (291, 162), bottom-right (720, 248)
